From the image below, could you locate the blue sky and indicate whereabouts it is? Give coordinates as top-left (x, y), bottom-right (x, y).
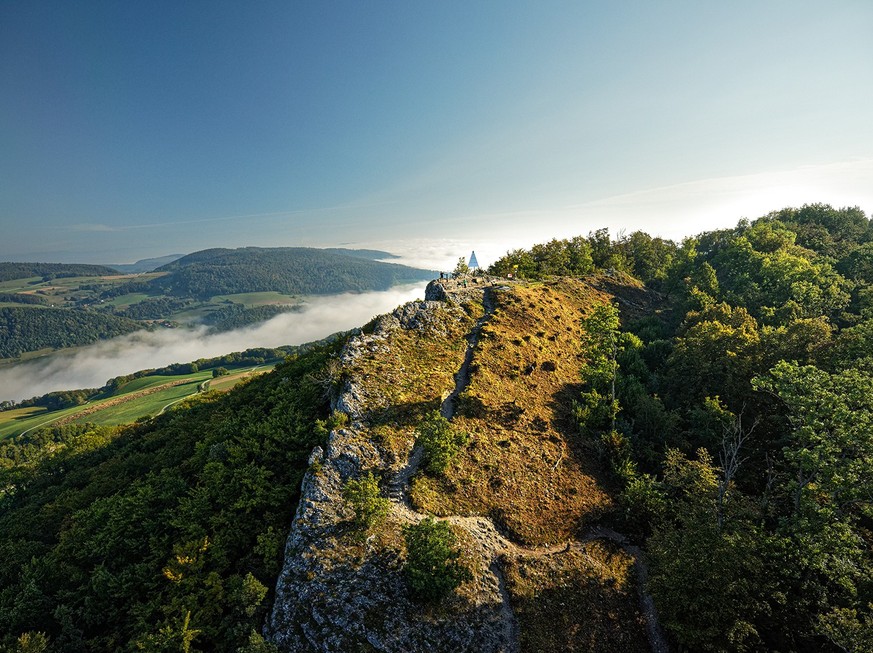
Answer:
top-left (2, 1), bottom-right (872, 266)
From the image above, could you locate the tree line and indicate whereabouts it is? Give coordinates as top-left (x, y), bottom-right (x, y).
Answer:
top-left (202, 304), bottom-right (301, 332)
top-left (522, 203), bottom-right (873, 652)
top-left (0, 307), bottom-right (141, 359)
top-left (0, 263), bottom-right (118, 283)
top-left (0, 293), bottom-right (48, 306)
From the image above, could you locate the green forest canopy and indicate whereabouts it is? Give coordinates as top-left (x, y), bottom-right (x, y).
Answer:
top-left (0, 344), bottom-right (338, 652)
top-left (0, 263), bottom-right (118, 282)
top-left (0, 307), bottom-right (142, 359)
top-left (490, 203), bottom-right (873, 652)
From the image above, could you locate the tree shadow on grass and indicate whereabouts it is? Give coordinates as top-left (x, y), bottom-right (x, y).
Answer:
top-left (363, 397), bottom-right (443, 429)
top-left (549, 381), bottom-right (614, 486)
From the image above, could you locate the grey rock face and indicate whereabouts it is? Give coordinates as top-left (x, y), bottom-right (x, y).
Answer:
top-left (266, 290), bottom-right (516, 653)
top-left (424, 280), bottom-right (448, 301)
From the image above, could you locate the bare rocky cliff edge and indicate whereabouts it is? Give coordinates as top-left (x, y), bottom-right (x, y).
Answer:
top-left (265, 276), bottom-right (670, 653)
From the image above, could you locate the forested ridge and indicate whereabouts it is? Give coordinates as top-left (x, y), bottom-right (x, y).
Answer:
top-left (0, 343), bottom-right (338, 651)
top-left (490, 203), bottom-right (873, 652)
top-left (150, 247), bottom-right (433, 298)
top-left (0, 307), bottom-right (142, 358)
top-left (0, 263), bottom-right (118, 282)
top-left (1, 203), bottom-right (871, 652)
top-left (321, 248), bottom-right (399, 260)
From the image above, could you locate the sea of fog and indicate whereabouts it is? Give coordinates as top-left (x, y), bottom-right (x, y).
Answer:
top-left (0, 283), bottom-right (427, 403)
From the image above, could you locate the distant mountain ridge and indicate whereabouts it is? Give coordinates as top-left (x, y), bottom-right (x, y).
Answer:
top-left (107, 254), bottom-right (186, 274)
top-left (151, 246), bottom-right (433, 298)
top-left (322, 248), bottom-right (400, 260)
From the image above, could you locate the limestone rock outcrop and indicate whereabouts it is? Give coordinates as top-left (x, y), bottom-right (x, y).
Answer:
top-left (266, 284), bottom-right (517, 653)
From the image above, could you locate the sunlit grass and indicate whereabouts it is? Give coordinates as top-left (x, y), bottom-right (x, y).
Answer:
top-left (410, 279), bottom-right (615, 545)
top-left (0, 366), bottom-right (271, 438)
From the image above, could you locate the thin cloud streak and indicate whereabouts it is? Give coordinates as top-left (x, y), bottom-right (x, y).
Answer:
top-left (0, 283), bottom-right (427, 403)
top-left (68, 223), bottom-right (126, 233)
top-left (408, 159), bottom-right (873, 244)
top-left (66, 200), bottom-right (402, 234)
top-left (346, 160), bottom-right (873, 274)
top-left (561, 159), bottom-right (873, 239)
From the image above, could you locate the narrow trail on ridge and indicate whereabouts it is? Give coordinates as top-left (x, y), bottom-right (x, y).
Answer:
top-left (384, 284), bottom-right (669, 653)
top-left (491, 558), bottom-right (521, 653)
top-left (387, 287), bottom-right (495, 513)
top-left (440, 287), bottom-right (495, 420)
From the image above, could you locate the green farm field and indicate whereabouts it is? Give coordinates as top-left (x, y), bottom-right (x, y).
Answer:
top-left (0, 404), bottom-right (89, 439)
top-left (0, 364), bottom-right (274, 439)
top-left (0, 272), bottom-right (165, 306)
top-left (203, 365), bottom-right (271, 392)
top-left (73, 377), bottom-right (208, 426)
top-left (167, 293), bottom-right (299, 325)
top-left (0, 277), bottom-right (43, 293)
top-left (115, 372), bottom-right (208, 394)
top-left (104, 292), bottom-right (152, 308)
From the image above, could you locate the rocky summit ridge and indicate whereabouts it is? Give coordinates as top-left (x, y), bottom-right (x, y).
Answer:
top-left (266, 276), bottom-right (668, 653)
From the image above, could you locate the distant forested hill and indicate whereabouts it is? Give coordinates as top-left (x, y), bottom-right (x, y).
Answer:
top-left (0, 262), bottom-right (118, 282)
top-left (0, 307), bottom-right (141, 358)
top-left (322, 248), bottom-right (399, 260)
top-left (151, 247), bottom-right (433, 298)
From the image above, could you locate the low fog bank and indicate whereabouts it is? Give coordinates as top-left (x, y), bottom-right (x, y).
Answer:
top-left (0, 283), bottom-right (427, 403)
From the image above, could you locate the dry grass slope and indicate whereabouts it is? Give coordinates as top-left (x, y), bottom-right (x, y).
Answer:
top-left (410, 279), bottom-right (615, 545)
top-left (351, 299), bottom-right (479, 462)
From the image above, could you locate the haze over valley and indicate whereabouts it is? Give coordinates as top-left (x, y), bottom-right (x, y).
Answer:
top-left (0, 282), bottom-right (426, 403)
